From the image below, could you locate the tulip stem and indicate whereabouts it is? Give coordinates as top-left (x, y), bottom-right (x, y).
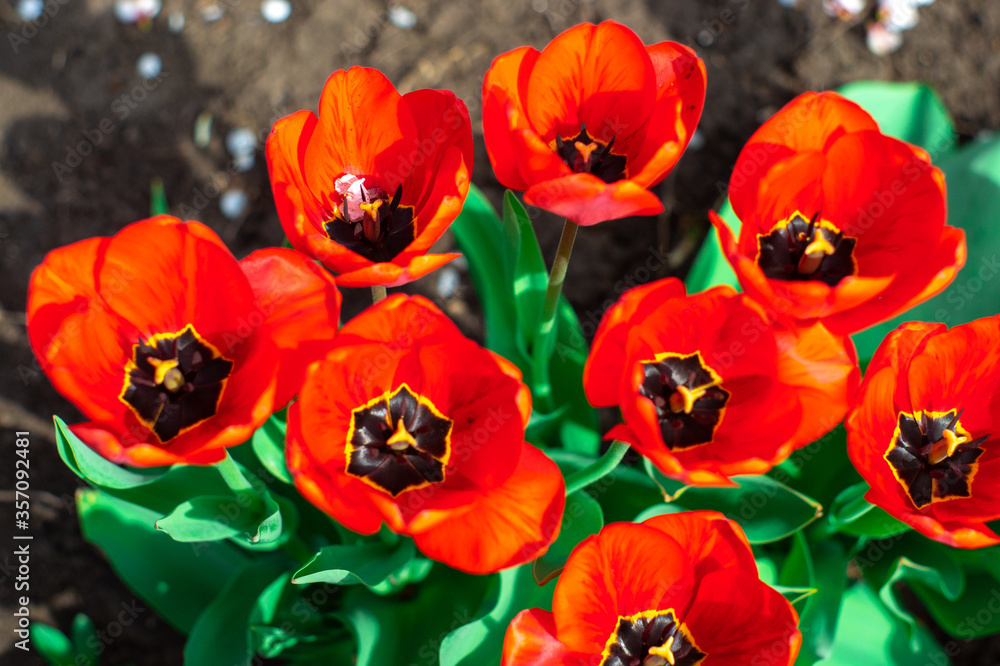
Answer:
top-left (564, 440), bottom-right (631, 496)
top-left (533, 219), bottom-right (580, 410)
top-left (371, 285), bottom-right (387, 303)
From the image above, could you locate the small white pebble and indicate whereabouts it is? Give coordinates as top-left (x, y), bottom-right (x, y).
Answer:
top-left (822, 0), bottom-right (866, 20)
top-left (879, 0), bottom-right (920, 31)
top-left (136, 52), bottom-right (162, 79)
top-left (436, 266), bottom-right (460, 299)
top-left (201, 4), bottom-right (223, 21)
top-left (226, 127), bottom-right (257, 158)
top-left (260, 0), bottom-right (291, 23)
top-left (114, 0), bottom-right (161, 24)
top-left (167, 11), bottom-right (185, 32)
top-left (220, 189), bottom-right (250, 219)
top-left (866, 21), bottom-right (904, 55)
top-left (16, 0), bottom-right (43, 22)
top-left (687, 129), bottom-right (706, 152)
top-left (194, 113), bottom-right (213, 148)
top-left (388, 5), bottom-right (417, 29)
top-left (233, 152), bottom-right (256, 173)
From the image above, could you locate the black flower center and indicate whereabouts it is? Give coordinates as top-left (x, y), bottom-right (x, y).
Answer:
top-left (345, 384), bottom-right (453, 496)
top-left (885, 409), bottom-right (988, 509)
top-left (756, 212), bottom-right (857, 287)
top-left (601, 609), bottom-right (707, 666)
top-left (638, 352), bottom-right (730, 451)
top-left (324, 176), bottom-right (415, 262)
top-left (119, 324), bottom-right (234, 443)
top-left (555, 123), bottom-right (627, 183)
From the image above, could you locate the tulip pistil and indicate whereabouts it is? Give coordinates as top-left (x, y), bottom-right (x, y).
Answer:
top-left (600, 609), bottom-right (706, 666)
top-left (120, 324), bottom-right (234, 442)
top-left (639, 351), bottom-right (729, 451)
top-left (885, 409), bottom-right (989, 508)
top-left (757, 211), bottom-right (857, 286)
top-left (326, 174), bottom-right (415, 262)
top-left (555, 124), bottom-right (627, 183)
top-left (346, 383), bottom-right (453, 496)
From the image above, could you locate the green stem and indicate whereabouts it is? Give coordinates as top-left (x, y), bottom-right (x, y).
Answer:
top-left (215, 452), bottom-right (264, 513)
top-left (532, 219), bottom-right (580, 411)
top-left (371, 285), bottom-right (387, 303)
top-left (564, 440), bottom-right (630, 496)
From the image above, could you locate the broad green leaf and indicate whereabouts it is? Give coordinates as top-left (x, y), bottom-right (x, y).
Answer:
top-left (450, 184), bottom-right (525, 367)
top-left (30, 623), bottom-right (74, 666)
top-left (816, 583), bottom-right (950, 665)
top-left (851, 125), bottom-right (1000, 361)
top-left (77, 488), bottom-right (251, 633)
top-left (771, 585), bottom-right (817, 609)
top-left (790, 536), bottom-right (848, 664)
top-left (532, 491), bottom-right (604, 585)
top-left (185, 560), bottom-right (287, 666)
top-left (778, 426), bottom-right (862, 510)
top-left (911, 570), bottom-right (1000, 640)
top-left (828, 482), bottom-right (910, 538)
top-left (504, 191), bottom-right (548, 351)
top-left (251, 413), bottom-right (292, 484)
top-left (341, 565), bottom-right (493, 666)
top-left (669, 475), bottom-right (823, 544)
top-left (55, 416), bottom-right (165, 489)
top-left (293, 540), bottom-right (415, 587)
top-left (549, 450), bottom-right (662, 523)
top-left (684, 198), bottom-right (740, 293)
top-left (155, 494), bottom-right (270, 543)
top-left (838, 81), bottom-right (956, 160)
top-left (550, 298), bottom-right (601, 454)
top-left (440, 565), bottom-right (557, 666)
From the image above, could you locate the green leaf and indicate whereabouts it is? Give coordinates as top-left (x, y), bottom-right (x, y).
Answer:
top-left (30, 623), bottom-right (75, 666)
top-left (503, 191), bottom-right (548, 351)
top-left (70, 614), bottom-right (98, 666)
top-left (532, 491), bottom-right (604, 585)
top-left (54, 416), bottom-right (165, 490)
top-left (668, 475), bottom-right (823, 544)
top-left (150, 177), bottom-right (168, 216)
top-left (816, 583), bottom-right (950, 665)
top-left (77, 488), bottom-right (251, 633)
top-left (440, 565), bottom-right (557, 666)
top-left (911, 570), bottom-right (1000, 640)
top-left (155, 495), bottom-right (267, 542)
top-left (684, 198), bottom-right (740, 294)
top-left (341, 565), bottom-right (493, 666)
top-left (828, 482), bottom-right (910, 538)
top-left (549, 450), bottom-right (662, 524)
top-left (185, 560), bottom-right (287, 666)
top-left (789, 536), bottom-right (849, 664)
top-left (837, 81), bottom-right (956, 160)
top-left (850, 120), bottom-right (1000, 362)
top-left (293, 540), bottom-right (415, 587)
top-left (251, 413), bottom-right (292, 484)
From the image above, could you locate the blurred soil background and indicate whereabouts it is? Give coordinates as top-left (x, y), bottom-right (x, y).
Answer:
top-left (0, 0), bottom-right (998, 663)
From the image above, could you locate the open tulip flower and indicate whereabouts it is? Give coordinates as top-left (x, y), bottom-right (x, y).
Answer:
top-left (483, 20), bottom-right (706, 226)
top-left (285, 294), bottom-right (566, 574)
top-left (502, 511), bottom-right (801, 665)
top-left (585, 278), bottom-right (859, 486)
top-left (847, 317), bottom-right (1000, 548)
top-left (267, 67), bottom-right (473, 287)
top-left (27, 216), bottom-right (342, 467)
top-left (711, 91), bottom-right (966, 335)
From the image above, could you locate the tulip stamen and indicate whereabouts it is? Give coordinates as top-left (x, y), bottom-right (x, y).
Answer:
top-left (639, 352), bottom-right (729, 451)
top-left (600, 609), bottom-right (705, 666)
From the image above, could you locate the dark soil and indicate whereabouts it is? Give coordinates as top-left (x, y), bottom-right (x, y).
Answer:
top-left (1, 0), bottom-right (998, 664)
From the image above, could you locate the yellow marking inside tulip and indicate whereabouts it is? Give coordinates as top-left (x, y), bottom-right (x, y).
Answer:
top-left (797, 230), bottom-right (837, 275)
top-left (574, 140), bottom-right (599, 163)
top-left (928, 428), bottom-right (970, 465)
